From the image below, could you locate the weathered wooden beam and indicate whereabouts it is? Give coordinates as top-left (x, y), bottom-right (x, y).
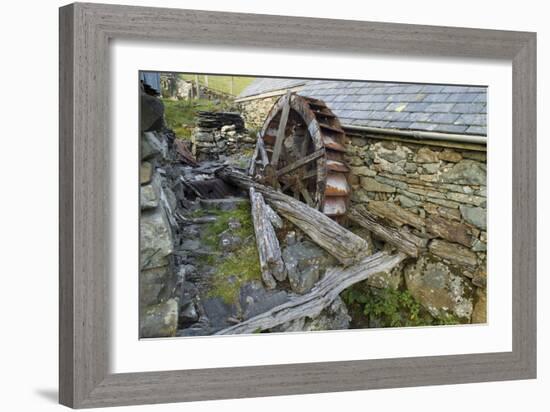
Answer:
top-left (348, 205), bottom-right (427, 257)
top-left (257, 134), bottom-right (269, 167)
top-left (215, 251), bottom-right (406, 335)
top-left (217, 168), bottom-right (369, 265)
top-left (270, 90), bottom-right (292, 168)
top-left (250, 188), bottom-right (286, 287)
top-left (368, 200), bottom-right (425, 230)
top-left (264, 204), bottom-right (283, 229)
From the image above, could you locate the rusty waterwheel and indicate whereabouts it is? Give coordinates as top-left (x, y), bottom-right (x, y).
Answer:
top-left (249, 92), bottom-right (351, 218)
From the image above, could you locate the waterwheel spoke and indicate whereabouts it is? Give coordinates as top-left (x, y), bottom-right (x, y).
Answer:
top-left (275, 148), bottom-right (325, 177)
top-left (300, 188), bottom-right (314, 207)
top-left (270, 90), bottom-right (292, 168)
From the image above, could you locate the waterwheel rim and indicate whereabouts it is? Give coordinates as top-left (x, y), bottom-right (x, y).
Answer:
top-left (256, 93), bottom-right (351, 217)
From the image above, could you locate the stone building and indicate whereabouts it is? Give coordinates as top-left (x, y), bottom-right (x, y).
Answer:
top-left (237, 79), bottom-right (487, 323)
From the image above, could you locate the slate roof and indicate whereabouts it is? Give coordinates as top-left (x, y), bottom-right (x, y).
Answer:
top-left (238, 78), bottom-right (487, 136)
top-left (239, 77), bottom-right (307, 97)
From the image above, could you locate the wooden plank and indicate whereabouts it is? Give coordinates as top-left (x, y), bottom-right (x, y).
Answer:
top-left (249, 188), bottom-right (286, 287)
top-left (270, 90), bottom-right (292, 167)
top-left (348, 205), bottom-right (427, 257)
top-left (275, 148), bottom-right (325, 177)
top-left (216, 251), bottom-right (406, 334)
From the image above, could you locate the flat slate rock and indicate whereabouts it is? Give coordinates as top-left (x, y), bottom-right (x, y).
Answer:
top-left (239, 281), bottom-right (291, 320)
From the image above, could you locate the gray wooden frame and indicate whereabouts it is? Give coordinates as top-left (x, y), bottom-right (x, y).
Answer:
top-left (59, 2), bottom-right (536, 408)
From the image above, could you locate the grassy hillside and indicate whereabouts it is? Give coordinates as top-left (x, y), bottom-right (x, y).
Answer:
top-left (162, 98), bottom-right (221, 139)
top-left (180, 74), bottom-right (255, 96)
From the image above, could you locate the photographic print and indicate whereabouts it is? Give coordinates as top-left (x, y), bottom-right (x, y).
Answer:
top-left (139, 72), bottom-right (487, 339)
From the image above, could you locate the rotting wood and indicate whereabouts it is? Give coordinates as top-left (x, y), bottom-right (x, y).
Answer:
top-left (215, 251), bottom-right (406, 335)
top-left (367, 200), bottom-right (425, 230)
top-left (348, 205), bottom-right (426, 257)
top-left (264, 204), bottom-right (283, 229)
top-left (426, 215), bottom-right (472, 247)
top-left (217, 168), bottom-right (369, 265)
top-left (248, 139), bottom-right (260, 176)
top-left (257, 134), bottom-right (269, 167)
top-left (250, 188), bottom-right (286, 287)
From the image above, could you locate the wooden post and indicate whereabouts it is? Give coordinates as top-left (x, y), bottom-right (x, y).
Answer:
top-left (194, 74), bottom-right (200, 98)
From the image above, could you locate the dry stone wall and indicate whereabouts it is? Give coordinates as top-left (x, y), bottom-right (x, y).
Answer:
top-left (345, 135), bottom-right (487, 323)
top-left (192, 111), bottom-right (256, 161)
top-left (238, 96), bottom-right (279, 131)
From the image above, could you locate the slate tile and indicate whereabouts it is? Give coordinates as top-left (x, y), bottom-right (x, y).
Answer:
top-left (385, 85), bottom-right (409, 94)
top-left (355, 102), bottom-right (375, 111)
top-left (366, 111), bottom-right (389, 120)
top-left (465, 125), bottom-right (487, 135)
top-left (404, 102), bottom-right (430, 112)
top-left (454, 114), bottom-right (486, 126)
top-left (429, 113), bottom-right (460, 124)
top-left (423, 93), bottom-right (451, 102)
top-left (445, 93), bottom-right (479, 103)
top-left (403, 112), bottom-right (432, 122)
top-left (421, 85), bottom-right (445, 93)
top-left (425, 103), bottom-right (455, 112)
top-left (410, 122), bottom-right (438, 131)
top-left (466, 86), bottom-right (487, 93)
top-left (385, 121), bottom-right (414, 129)
top-left (450, 103), bottom-right (486, 114)
top-left (369, 102), bottom-right (390, 110)
top-left (473, 93), bottom-right (487, 103)
top-left (434, 124), bottom-right (469, 133)
top-left (371, 87), bottom-right (389, 94)
top-left (364, 120), bottom-right (389, 128)
top-left (385, 102), bottom-right (409, 112)
top-left (358, 94), bottom-right (378, 102)
top-left (441, 85), bottom-right (471, 93)
top-left (402, 84), bottom-right (424, 93)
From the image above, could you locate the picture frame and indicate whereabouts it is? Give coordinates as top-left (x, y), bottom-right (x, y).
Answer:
top-left (59, 2), bottom-right (536, 408)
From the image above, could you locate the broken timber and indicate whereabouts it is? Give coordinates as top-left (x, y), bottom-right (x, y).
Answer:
top-left (217, 168), bottom-right (369, 266)
top-left (249, 187), bottom-right (286, 288)
top-left (215, 251), bottom-right (406, 335)
top-left (348, 205), bottom-right (427, 257)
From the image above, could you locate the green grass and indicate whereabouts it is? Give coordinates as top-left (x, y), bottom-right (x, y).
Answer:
top-left (180, 74), bottom-right (255, 96)
top-left (162, 98), bottom-right (222, 140)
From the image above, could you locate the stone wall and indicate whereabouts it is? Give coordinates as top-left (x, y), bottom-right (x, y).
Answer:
top-left (192, 111), bottom-right (256, 162)
top-left (140, 130), bottom-right (181, 338)
top-left (237, 96), bottom-right (279, 131)
top-left (345, 135), bottom-right (487, 323)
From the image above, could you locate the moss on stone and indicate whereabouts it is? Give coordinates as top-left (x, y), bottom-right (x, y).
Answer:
top-left (207, 243), bottom-right (261, 304)
top-left (195, 201), bottom-right (261, 304)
